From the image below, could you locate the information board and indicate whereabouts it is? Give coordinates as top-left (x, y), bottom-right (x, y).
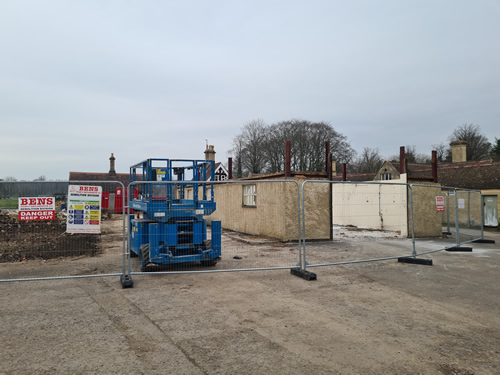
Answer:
top-left (458, 198), bottom-right (465, 209)
top-left (66, 185), bottom-right (102, 234)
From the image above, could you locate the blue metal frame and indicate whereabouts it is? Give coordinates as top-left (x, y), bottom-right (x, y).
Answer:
top-left (129, 159), bottom-right (221, 268)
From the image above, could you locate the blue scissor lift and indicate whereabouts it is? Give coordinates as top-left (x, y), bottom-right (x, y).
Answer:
top-left (128, 158), bottom-right (221, 271)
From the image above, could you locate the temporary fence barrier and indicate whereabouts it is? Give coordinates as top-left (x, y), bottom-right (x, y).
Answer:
top-left (297, 181), bottom-right (492, 275)
top-left (298, 180), bottom-right (420, 273)
top-left (453, 188), bottom-right (484, 244)
top-left (409, 184), bottom-right (461, 255)
top-left (438, 186), bottom-right (486, 249)
top-left (0, 178), bottom-right (493, 286)
top-left (125, 180), bottom-right (302, 276)
top-left (0, 180), bottom-right (126, 283)
top-left (442, 188), bottom-right (453, 236)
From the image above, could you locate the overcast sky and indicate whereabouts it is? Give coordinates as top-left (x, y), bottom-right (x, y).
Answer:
top-left (1, 0), bottom-right (499, 180)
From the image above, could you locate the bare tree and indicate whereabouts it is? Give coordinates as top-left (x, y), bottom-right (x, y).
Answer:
top-left (263, 119), bottom-right (355, 173)
top-left (229, 118), bottom-right (355, 176)
top-left (449, 124), bottom-right (491, 160)
top-left (241, 119), bottom-right (268, 174)
top-left (262, 121), bottom-right (290, 173)
top-left (228, 135), bottom-right (245, 178)
top-left (389, 145), bottom-right (430, 164)
top-left (404, 145), bottom-right (431, 164)
top-left (491, 137), bottom-right (500, 161)
top-left (431, 142), bottom-right (451, 163)
top-left (228, 119), bottom-right (268, 176)
top-left (350, 147), bottom-right (384, 173)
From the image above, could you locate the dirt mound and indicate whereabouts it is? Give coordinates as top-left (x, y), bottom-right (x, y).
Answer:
top-left (0, 210), bottom-right (101, 263)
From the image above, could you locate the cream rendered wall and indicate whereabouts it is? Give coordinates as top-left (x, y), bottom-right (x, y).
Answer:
top-left (207, 180), bottom-right (330, 241)
top-left (300, 181), bottom-right (331, 240)
top-left (207, 181), bottom-right (295, 241)
top-left (410, 183), bottom-right (443, 237)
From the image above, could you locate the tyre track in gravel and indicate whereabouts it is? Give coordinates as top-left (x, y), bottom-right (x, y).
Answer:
top-left (76, 278), bottom-right (207, 375)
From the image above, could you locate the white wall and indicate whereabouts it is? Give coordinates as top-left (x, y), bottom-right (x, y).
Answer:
top-left (332, 178), bottom-right (408, 236)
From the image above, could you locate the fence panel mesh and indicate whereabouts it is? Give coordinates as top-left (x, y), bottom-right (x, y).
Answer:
top-left (0, 181), bottom-right (125, 281)
top-left (453, 189), bottom-right (483, 244)
top-left (438, 187), bottom-right (484, 246)
top-left (441, 189), bottom-right (454, 236)
top-left (127, 180), bottom-right (302, 274)
top-left (409, 184), bottom-right (453, 255)
top-left (1, 178), bottom-right (488, 283)
top-left (301, 181), bottom-right (414, 268)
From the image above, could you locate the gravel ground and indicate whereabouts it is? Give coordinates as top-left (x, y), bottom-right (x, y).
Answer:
top-left (0, 219), bottom-right (499, 374)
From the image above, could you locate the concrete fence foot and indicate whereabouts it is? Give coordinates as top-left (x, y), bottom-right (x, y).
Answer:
top-left (472, 239), bottom-right (495, 244)
top-left (445, 247), bottom-right (473, 252)
top-left (291, 268), bottom-right (317, 280)
top-left (398, 257), bottom-right (433, 266)
top-left (121, 274), bottom-right (134, 288)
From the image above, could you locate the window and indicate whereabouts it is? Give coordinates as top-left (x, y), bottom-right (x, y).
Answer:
top-left (243, 184), bottom-right (257, 206)
top-left (381, 173), bottom-right (392, 180)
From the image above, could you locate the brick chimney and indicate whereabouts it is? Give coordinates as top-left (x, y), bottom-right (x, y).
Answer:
top-left (399, 146), bottom-right (406, 174)
top-left (109, 153), bottom-right (116, 176)
top-left (450, 141), bottom-right (467, 163)
top-left (205, 145), bottom-right (216, 162)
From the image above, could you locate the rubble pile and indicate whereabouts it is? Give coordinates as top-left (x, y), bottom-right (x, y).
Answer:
top-left (0, 211), bottom-right (101, 263)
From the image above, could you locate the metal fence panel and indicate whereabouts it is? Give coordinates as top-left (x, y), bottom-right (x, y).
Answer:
top-left (408, 184), bottom-right (456, 256)
top-left (441, 189), bottom-right (453, 236)
top-left (126, 180), bottom-right (302, 275)
top-left (437, 187), bottom-right (485, 247)
top-left (453, 189), bottom-right (484, 244)
top-left (0, 181), bottom-right (126, 282)
top-left (301, 180), bottom-right (416, 269)
top-left (2, 178), bottom-right (487, 284)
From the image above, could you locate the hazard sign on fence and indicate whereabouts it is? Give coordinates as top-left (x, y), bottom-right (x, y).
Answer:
top-left (18, 197), bottom-right (55, 221)
top-left (66, 185), bottom-right (102, 234)
top-left (436, 196), bottom-right (445, 212)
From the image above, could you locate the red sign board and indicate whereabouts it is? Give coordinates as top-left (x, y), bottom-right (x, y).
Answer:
top-left (18, 197), bottom-right (56, 221)
top-left (436, 196), bottom-right (445, 212)
top-left (19, 211), bottom-right (55, 221)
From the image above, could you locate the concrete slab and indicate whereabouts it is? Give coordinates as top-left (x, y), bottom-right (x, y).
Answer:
top-left (0, 231), bottom-right (499, 374)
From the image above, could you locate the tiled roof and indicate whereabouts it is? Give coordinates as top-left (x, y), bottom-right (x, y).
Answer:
top-left (437, 159), bottom-right (500, 190)
top-left (384, 159), bottom-right (500, 189)
top-left (239, 171), bottom-right (329, 180)
top-left (332, 173), bottom-right (377, 182)
top-left (69, 172), bottom-right (131, 187)
top-left (388, 161), bottom-right (435, 181)
top-left (383, 159), bottom-right (500, 188)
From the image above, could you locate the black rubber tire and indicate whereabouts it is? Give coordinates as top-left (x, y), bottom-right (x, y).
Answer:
top-left (130, 249), bottom-right (139, 258)
top-left (201, 259), bottom-right (217, 267)
top-left (139, 244), bottom-right (150, 272)
top-left (201, 240), bottom-right (216, 266)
